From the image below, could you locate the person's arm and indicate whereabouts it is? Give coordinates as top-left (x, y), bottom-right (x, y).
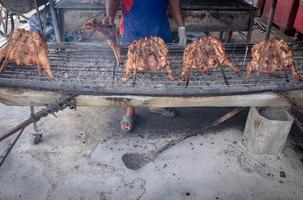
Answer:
top-left (169, 0), bottom-right (187, 46)
top-left (103, 0), bottom-right (120, 24)
top-left (169, 0), bottom-right (184, 27)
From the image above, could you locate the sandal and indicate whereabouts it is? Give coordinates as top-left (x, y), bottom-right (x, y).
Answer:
top-left (149, 108), bottom-right (177, 118)
top-left (120, 114), bottom-right (136, 132)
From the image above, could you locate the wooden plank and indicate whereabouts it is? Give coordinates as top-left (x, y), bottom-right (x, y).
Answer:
top-left (0, 89), bottom-right (63, 106)
top-left (1, 88), bottom-right (302, 108)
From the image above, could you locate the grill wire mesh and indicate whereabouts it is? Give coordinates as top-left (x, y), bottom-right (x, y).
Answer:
top-left (0, 42), bottom-right (302, 97)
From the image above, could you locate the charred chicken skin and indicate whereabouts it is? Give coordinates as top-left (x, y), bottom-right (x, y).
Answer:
top-left (245, 38), bottom-right (301, 81)
top-left (180, 36), bottom-right (239, 81)
top-left (123, 37), bottom-right (174, 82)
top-left (0, 29), bottom-right (53, 78)
top-left (80, 18), bottom-right (121, 65)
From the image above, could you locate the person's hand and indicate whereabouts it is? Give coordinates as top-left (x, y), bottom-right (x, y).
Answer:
top-left (178, 26), bottom-right (187, 46)
top-left (102, 14), bottom-right (115, 25)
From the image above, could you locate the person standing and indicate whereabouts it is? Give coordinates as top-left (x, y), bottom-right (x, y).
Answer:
top-left (104, 0), bottom-right (187, 132)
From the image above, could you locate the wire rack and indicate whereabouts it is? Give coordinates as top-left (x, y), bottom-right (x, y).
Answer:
top-left (0, 41), bottom-right (302, 97)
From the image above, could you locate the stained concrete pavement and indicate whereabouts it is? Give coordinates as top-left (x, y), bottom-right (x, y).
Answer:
top-left (1, 106), bottom-right (303, 200)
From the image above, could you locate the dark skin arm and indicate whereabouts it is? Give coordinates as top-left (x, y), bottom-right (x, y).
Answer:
top-left (169, 0), bottom-right (184, 27)
top-left (103, 0), bottom-right (119, 24)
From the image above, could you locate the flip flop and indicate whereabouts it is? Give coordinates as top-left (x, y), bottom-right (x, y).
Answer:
top-left (120, 114), bottom-right (136, 133)
top-left (149, 108), bottom-right (177, 118)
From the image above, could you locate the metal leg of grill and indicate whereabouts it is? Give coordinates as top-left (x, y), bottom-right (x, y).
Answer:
top-left (265, 0), bottom-right (277, 40)
top-left (33, 0), bottom-right (44, 34)
top-left (219, 32), bottom-right (224, 41)
top-left (246, 14), bottom-right (254, 43)
top-left (30, 106), bottom-right (43, 144)
top-left (224, 31), bottom-right (233, 43)
top-left (49, 0), bottom-right (62, 42)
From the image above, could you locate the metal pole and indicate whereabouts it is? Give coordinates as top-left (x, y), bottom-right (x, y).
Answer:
top-left (0, 117), bottom-right (34, 142)
top-left (265, 0), bottom-right (277, 40)
top-left (30, 106), bottom-right (39, 133)
top-left (0, 128), bottom-right (25, 168)
top-left (34, 0), bottom-right (44, 34)
top-left (49, 0), bottom-right (62, 42)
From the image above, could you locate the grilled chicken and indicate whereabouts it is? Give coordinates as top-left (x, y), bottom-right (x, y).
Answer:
top-left (245, 38), bottom-right (301, 81)
top-left (81, 18), bottom-right (121, 65)
top-left (123, 37), bottom-right (174, 82)
top-left (180, 36), bottom-right (239, 81)
top-left (0, 29), bottom-right (53, 78)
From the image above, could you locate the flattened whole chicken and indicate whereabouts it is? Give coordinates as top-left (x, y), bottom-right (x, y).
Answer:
top-left (81, 18), bottom-right (121, 65)
top-left (123, 37), bottom-right (174, 82)
top-left (0, 29), bottom-right (53, 78)
top-left (180, 36), bottom-right (239, 82)
top-left (245, 38), bottom-right (302, 81)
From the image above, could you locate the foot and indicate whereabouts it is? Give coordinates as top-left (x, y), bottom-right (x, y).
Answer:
top-left (120, 114), bottom-right (136, 132)
top-left (149, 108), bottom-right (177, 118)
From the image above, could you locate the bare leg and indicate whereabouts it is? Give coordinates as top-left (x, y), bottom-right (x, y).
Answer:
top-left (120, 106), bottom-right (136, 131)
top-left (126, 106), bottom-right (135, 116)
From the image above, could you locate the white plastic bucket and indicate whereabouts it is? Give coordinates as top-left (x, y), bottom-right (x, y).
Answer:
top-left (243, 107), bottom-right (294, 154)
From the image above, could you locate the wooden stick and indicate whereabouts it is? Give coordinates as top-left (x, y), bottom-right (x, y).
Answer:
top-left (209, 40), bottom-right (230, 86)
top-left (0, 30), bottom-right (23, 73)
top-left (30, 32), bottom-right (43, 76)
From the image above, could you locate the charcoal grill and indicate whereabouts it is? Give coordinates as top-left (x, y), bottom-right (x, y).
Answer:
top-left (0, 42), bottom-right (302, 98)
top-left (169, 0), bottom-right (256, 42)
top-left (0, 41), bottom-right (302, 146)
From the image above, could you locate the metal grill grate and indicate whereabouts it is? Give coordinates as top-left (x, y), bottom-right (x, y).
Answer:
top-left (0, 42), bottom-right (302, 97)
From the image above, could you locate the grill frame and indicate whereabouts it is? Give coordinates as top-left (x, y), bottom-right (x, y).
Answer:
top-left (0, 42), bottom-right (302, 97)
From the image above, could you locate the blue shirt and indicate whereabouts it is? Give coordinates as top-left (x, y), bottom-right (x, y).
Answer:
top-left (121, 0), bottom-right (172, 44)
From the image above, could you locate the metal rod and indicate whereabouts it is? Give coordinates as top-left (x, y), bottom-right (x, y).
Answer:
top-left (34, 0), bottom-right (44, 34)
top-left (4, 10), bottom-right (8, 36)
top-left (0, 128), bottom-right (25, 168)
top-left (49, 0), bottom-right (62, 42)
top-left (112, 60), bottom-right (117, 86)
top-left (0, 7), bottom-right (5, 36)
top-left (30, 32), bottom-right (43, 76)
top-left (0, 118), bottom-right (32, 143)
top-left (0, 30), bottom-right (23, 73)
top-left (219, 65), bottom-right (230, 86)
top-left (19, 14), bottom-right (29, 20)
top-left (30, 106), bottom-right (39, 134)
top-left (209, 42), bottom-right (230, 86)
top-left (265, 0), bottom-right (277, 40)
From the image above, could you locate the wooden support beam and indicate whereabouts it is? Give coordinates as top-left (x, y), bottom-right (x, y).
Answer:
top-left (1, 88), bottom-right (303, 108)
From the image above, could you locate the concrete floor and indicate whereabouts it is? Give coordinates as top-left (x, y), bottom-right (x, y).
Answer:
top-left (0, 105), bottom-right (303, 200)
